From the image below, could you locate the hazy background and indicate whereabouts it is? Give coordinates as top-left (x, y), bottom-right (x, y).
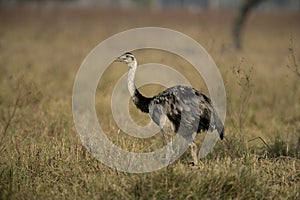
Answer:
top-left (1, 0), bottom-right (300, 11)
top-left (0, 0), bottom-right (299, 199)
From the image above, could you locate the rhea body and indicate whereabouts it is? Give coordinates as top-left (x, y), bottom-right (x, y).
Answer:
top-left (115, 52), bottom-right (224, 165)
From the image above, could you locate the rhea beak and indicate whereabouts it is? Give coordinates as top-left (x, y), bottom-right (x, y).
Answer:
top-left (114, 56), bottom-right (123, 62)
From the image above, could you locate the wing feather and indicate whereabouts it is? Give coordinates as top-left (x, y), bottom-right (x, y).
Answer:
top-left (148, 85), bottom-right (224, 139)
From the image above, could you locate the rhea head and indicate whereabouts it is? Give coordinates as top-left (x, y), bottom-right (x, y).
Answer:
top-left (114, 52), bottom-right (138, 97)
top-left (115, 52), bottom-right (136, 66)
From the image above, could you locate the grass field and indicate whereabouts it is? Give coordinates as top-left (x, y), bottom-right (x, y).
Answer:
top-left (0, 5), bottom-right (299, 199)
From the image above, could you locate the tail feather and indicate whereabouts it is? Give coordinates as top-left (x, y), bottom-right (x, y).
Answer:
top-left (214, 114), bottom-right (224, 140)
top-left (218, 126), bottom-right (224, 140)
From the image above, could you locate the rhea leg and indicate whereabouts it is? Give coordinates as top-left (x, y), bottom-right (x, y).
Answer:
top-left (190, 142), bottom-right (198, 166)
top-left (153, 113), bottom-right (174, 163)
top-left (189, 132), bottom-right (198, 166)
top-left (161, 128), bottom-right (175, 163)
top-left (160, 129), bottom-right (167, 145)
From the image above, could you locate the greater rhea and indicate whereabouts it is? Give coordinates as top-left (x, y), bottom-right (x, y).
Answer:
top-left (115, 52), bottom-right (224, 165)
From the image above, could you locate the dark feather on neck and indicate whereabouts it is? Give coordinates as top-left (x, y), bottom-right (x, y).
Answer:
top-left (132, 89), bottom-right (153, 113)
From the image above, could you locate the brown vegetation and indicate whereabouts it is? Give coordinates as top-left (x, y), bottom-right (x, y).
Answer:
top-left (0, 6), bottom-right (299, 199)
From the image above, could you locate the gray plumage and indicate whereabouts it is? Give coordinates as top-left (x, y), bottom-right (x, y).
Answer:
top-left (115, 53), bottom-right (224, 165)
top-left (115, 52), bottom-right (224, 164)
top-left (149, 85), bottom-right (224, 139)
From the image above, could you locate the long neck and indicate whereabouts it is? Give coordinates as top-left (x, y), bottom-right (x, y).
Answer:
top-left (127, 61), bottom-right (137, 97)
top-left (127, 61), bottom-right (152, 113)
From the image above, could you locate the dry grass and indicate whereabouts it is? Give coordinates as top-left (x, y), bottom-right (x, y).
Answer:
top-left (0, 5), bottom-right (299, 199)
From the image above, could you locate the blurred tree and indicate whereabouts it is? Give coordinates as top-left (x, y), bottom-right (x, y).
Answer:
top-left (233, 0), bottom-right (265, 50)
top-left (132, 0), bottom-right (152, 7)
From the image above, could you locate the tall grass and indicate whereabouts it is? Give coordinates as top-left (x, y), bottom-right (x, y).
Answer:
top-left (0, 6), bottom-right (299, 199)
